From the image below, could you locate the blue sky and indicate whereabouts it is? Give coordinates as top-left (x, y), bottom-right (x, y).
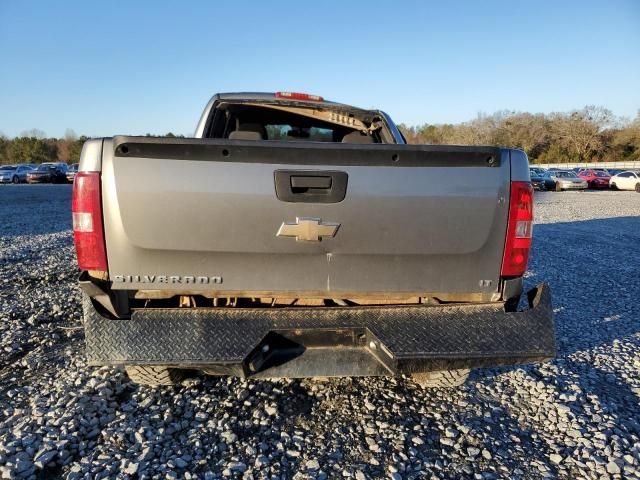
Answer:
top-left (1, 0), bottom-right (638, 138)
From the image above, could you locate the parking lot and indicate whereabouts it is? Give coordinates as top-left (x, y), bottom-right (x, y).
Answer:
top-left (0, 185), bottom-right (639, 479)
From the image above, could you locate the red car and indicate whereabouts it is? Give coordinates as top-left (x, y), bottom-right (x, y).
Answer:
top-left (577, 169), bottom-right (610, 189)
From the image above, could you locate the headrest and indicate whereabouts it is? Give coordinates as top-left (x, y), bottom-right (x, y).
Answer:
top-left (341, 131), bottom-right (374, 143)
top-left (228, 131), bottom-right (263, 141)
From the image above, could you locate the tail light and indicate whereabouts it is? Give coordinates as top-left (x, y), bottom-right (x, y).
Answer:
top-left (275, 91), bottom-right (324, 102)
top-left (72, 172), bottom-right (107, 272)
top-left (501, 181), bottom-right (534, 277)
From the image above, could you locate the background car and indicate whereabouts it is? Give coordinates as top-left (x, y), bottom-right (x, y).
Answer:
top-left (578, 167), bottom-right (611, 175)
top-left (530, 170), bottom-right (547, 190)
top-left (0, 165), bottom-right (34, 184)
top-left (577, 169), bottom-right (610, 189)
top-left (66, 163), bottom-right (79, 182)
top-left (529, 167), bottom-right (547, 176)
top-left (541, 170), bottom-right (588, 191)
top-left (609, 171), bottom-right (640, 192)
top-left (0, 165), bottom-right (18, 184)
top-left (26, 163), bottom-right (69, 184)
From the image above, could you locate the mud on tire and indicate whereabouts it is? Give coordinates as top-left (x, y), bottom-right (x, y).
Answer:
top-left (412, 369), bottom-right (470, 388)
top-left (125, 366), bottom-right (185, 386)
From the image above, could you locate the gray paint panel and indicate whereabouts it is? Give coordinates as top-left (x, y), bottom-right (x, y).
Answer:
top-left (78, 139), bottom-right (104, 172)
top-left (101, 140), bottom-right (511, 295)
top-left (509, 149), bottom-right (531, 181)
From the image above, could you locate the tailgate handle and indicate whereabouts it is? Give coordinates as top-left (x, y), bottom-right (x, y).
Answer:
top-left (275, 170), bottom-right (348, 203)
top-left (290, 175), bottom-right (332, 190)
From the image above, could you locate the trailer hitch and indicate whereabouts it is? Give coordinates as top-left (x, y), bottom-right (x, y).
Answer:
top-left (243, 328), bottom-right (397, 378)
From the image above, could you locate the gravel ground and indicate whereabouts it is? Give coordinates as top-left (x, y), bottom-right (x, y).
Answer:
top-left (0, 185), bottom-right (639, 480)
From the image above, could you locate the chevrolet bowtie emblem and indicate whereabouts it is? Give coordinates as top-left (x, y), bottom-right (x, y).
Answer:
top-left (276, 217), bottom-right (340, 242)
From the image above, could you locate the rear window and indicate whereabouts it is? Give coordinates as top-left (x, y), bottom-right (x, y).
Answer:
top-left (206, 102), bottom-right (392, 143)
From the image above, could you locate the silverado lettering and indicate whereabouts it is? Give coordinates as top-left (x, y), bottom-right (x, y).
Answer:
top-left (113, 275), bottom-right (223, 284)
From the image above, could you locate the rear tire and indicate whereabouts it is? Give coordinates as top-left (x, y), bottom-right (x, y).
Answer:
top-left (635, 183), bottom-right (640, 193)
top-left (125, 366), bottom-right (184, 386)
top-left (12, 176), bottom-right (19, 184)
top-left (412, 369), bottom-right (470, 388)
top-left (611, 182), bottom-right (618, 190)
top-left (555, 182), bottom-right (562, 192)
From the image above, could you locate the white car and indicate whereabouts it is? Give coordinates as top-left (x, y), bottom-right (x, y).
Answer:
top-left (609, 171), bottom-right (640, 192)
top-left (0, 165), bottom-right (34, 184)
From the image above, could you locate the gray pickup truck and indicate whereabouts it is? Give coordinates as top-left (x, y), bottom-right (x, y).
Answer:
top-left (73, 92), bottom-right (554, 387)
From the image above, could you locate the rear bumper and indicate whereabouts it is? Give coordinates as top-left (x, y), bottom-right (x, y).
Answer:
top-left (83, 283), bottom-right (555, 378)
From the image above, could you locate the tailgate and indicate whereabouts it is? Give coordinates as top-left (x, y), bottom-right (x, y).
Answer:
top-left (102, 137), bottom-right (510, 299)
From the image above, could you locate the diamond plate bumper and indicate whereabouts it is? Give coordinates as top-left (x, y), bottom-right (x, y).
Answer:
top-left (84, 283), bottom-right (554, 378)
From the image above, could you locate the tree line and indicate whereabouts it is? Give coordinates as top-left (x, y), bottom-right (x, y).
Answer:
top-left (0, 130), bottom-right (182, 165)
top-left (398, 106), bottom-right (640, 164)
top-left (0, 129), bottom-right (85, 165)
top-left (2, 107), bottom-right (639, 165)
